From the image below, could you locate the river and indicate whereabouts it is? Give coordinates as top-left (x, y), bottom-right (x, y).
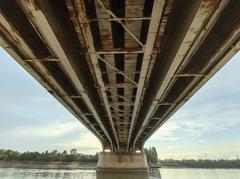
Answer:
top-left (0, 168), bottom-right (240, 179)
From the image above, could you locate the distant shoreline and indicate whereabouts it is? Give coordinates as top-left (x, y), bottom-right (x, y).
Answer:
top-left (0, 161), bottom-right (96, 169)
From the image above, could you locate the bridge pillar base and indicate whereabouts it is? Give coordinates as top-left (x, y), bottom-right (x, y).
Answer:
top-left (97, 152), bottom-right (149, 179)
top-left (97, 152), bottom-right (148, 171)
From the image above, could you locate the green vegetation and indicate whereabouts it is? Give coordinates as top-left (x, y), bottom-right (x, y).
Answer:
top-left (144, 147), bottom-right (159, 166)
top-left (1, 148), bottom-right (240, 168)
top-left (160, 159), bottom-right (240, 168)
top-left (145, 147), bottom-right (240, 168)
top-left (0, 149), bottom-right (98, 163)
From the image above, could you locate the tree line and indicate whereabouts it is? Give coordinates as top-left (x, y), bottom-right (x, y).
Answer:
top-left (1, 147), bottom-right (240, 168)
top-left (160, 159), bottom-right (240, 168)
top-left (144, 147), bottom-right (159, 166)
top-left (0, 149), bottom-right (98, 163)
top-left (144, 147), bottom-right (240, 168)
top-left (0, 147), bottom-right (159, 164)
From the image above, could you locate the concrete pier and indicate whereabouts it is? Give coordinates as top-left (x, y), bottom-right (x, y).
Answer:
top-left (96, 152), bottom-right (149, 179)
top-left (97, 152), bottom-right (148, 171)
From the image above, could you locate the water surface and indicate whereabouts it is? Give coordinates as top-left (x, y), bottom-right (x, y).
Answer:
top-left (1, 168), bottom-right (240, 179)
top-left (160, 168), bottom-right (240, 179)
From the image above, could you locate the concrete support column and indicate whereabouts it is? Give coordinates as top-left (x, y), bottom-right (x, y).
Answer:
top-left (97, 152), bottom-right (149, 179)
top-left (97, 152), bottom-right (148, 171)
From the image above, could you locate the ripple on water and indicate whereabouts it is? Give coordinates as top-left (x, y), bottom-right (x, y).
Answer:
top-left (0, 168), bottom-right (240, 179)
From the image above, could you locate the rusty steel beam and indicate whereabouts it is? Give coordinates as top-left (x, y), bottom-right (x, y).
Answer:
top-left (132, 0), bottom-right (210, 150)
top-left (69, 95), bottom-right (82, 99)
top-left (109, 102), bottom-right (134, 107)
top-left (134, 0), bottom-right (240, 150)
top-left (17, 0), bottom-right (114, 150)
top-left (174, 73), bottom-right (206, 77)
top-left (105, 82), bottom-right (136, 88)
top-left (0, 2), bottom-right (107, 147)
top-left (96, 47), bottom-right (144, 54)
top-left (110, 107), bottom-right (130, 115)
top-left (97, 55), bottom-right (138, 86)
top-left (24, 57), bottom-right (59, 62)
top-left (142, 33), bottom-right (240, 148)
top-left (65, 0), bottom-right (119, 151)
top-left (173, 0), bottom-right (231, 75)
top-left (94, 47), bottom-right (160, 54)
top-left (1, 0), bottom-right (238, 153)
top-left (96, 0), bottom-right (144, 47)
top-left (112, 113), bottom-right (132, 117)
top-left (88, 17), bottom-right (151, 22)
top-left (101, 71), bottom-right (141, 75)
top-left (106, 89), bottom-right (134, 105)
top-left (127, 0), bottom-right (165, 152)
top-left (158, 103), bottom-right (176, 106)
top-left (141, 1), bottom-right (231, 141)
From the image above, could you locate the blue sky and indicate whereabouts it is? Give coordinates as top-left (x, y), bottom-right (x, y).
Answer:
top-left (0, 48), bottom-right (239, 159)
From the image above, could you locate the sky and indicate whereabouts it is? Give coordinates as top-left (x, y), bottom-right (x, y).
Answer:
top-left (0, 48), bottom-right (239, 160)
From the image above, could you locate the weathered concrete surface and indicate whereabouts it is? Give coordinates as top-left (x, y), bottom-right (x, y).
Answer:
top-left (97, 152), bottom-right (148, 171)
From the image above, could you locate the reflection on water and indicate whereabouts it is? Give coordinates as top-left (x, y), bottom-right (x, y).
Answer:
top-left (149, 168), bottom-right (161, 179)
top-left (0, 168), bottom-right (96, 179)
top-left (1, 168), bottom-right (240, 179)
top-left (97, 170), bottom-right (150, 179)
top-left (160, 168), bottom-right (240, 179)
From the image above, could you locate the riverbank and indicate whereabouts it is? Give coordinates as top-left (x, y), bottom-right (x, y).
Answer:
top-left (1, 160), bottom-right (240, 170)
top-left (160, 160), bottom-right (240, 169)
top-left (0, 161), bottom-right (96, 169)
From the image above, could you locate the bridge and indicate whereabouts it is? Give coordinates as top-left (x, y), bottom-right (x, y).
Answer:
top-left (0, 0), bottom-right (239, 172)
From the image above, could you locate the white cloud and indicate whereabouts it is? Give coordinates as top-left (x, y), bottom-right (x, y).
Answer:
top-left (150, 122), bottom-right (180, 141)
top-left (149, 102), bottom-right (240, 142)
top-left (1, 120), bottom-right (82, 139)
top-left (55, 133), bottom-right (102, 154)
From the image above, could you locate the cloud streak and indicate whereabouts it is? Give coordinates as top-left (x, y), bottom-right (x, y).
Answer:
top-left (0, 120), bottom-right (82, 138)
top-left (56, 134), bottom-right (102, 154)
top-left (150, 98), bottom-right (240, 141)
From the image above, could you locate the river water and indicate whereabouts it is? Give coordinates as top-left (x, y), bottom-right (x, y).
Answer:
top-left (0, 168), bottom-right (240, 179)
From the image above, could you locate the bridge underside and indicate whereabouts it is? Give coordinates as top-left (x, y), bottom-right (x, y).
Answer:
top-left (0, 0), bottom-right (239, 153)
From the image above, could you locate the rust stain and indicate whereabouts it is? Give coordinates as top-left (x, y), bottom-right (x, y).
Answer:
top-left (201, 0), bottom-right (219, 9)
top-left (25, 0), bottom-right (41, 11)
top-left (8, 28), bottom-right (21, 45)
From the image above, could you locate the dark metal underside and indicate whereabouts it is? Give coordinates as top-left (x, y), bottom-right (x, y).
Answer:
top-left (0, 0), bottom-right (239, 152)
